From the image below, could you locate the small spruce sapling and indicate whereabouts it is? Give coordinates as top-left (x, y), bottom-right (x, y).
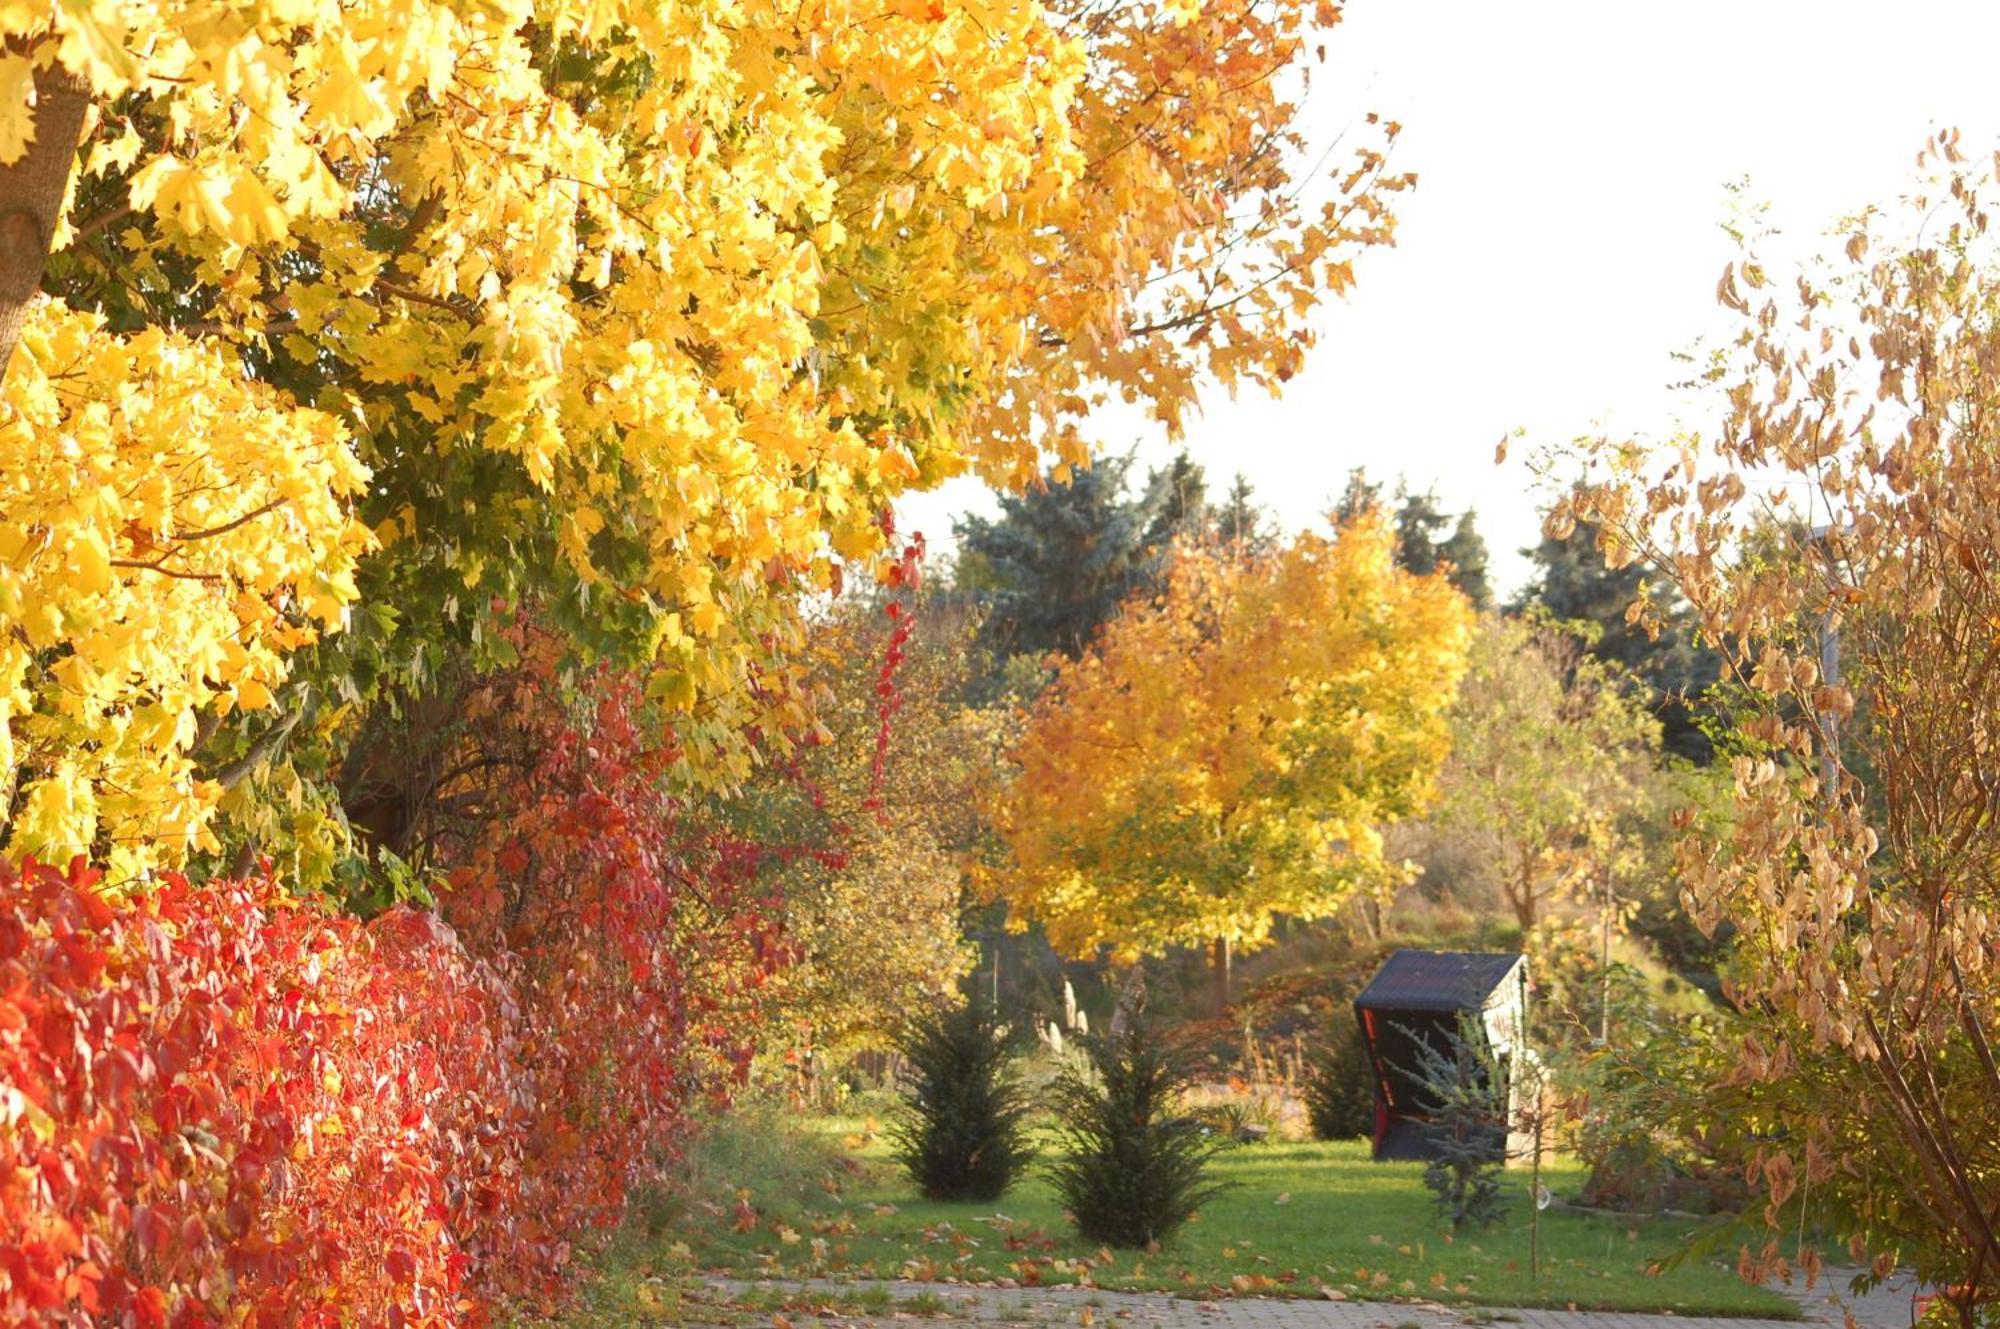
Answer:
top-left (891, 1001), bottom-right (1035, 1201)
top-left (1406, 1015), bottom-right (1509, 1230)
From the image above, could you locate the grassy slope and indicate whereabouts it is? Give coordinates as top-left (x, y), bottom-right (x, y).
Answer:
top-left (654, 1114), bottom-right (1796, 1318)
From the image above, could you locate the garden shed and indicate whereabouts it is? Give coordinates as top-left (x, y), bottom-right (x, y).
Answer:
top-left (1352, 949), bottom-right (1529, 1163)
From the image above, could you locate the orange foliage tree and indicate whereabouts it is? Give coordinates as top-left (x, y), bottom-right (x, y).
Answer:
top-left (986, 515), bottom-right (1474, 1005)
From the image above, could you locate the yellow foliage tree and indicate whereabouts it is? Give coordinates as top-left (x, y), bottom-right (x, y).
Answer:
top-left (986, 516), bottom-right (1474, 1004)
top-left (0, 304), bottom-right (370, 877)
top-left (2, 0), bottom-right (1411, 874)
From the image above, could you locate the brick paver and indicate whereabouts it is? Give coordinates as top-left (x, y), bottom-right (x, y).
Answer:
top-left (697, 1268), bottom-right (1922, 1329)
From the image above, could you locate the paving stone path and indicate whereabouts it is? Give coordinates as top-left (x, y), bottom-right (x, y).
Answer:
top-left (696, 1269), bottom-right (1926, 1329)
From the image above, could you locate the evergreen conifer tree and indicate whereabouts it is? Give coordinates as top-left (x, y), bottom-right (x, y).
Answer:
top-left (1516, 513), bottom-right (1720, 762)
top-left (1408, 1018), bottom-right (1508, 1230)
top-left (1047, 1011), bottom-right (1226, 1247)
top-left (1304, 1016), bottom-right (1376, 1140)
top-left (1215, 473), bottom-right (1271, 552)
top-left (954, 455), bottom-right (1156, 660)
top-left (891, 1002), bottom-right (1036, 1202)
top-left (1436, 512), bottom-right (1493, 609)
top-left (1142, 453), bottom-right (1211, 553)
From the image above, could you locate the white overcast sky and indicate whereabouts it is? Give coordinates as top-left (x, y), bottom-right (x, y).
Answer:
top-left (896, 0), bottom-right (2000, 598)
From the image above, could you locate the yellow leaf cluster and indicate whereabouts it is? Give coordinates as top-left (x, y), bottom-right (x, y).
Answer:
top-left (987, 515), bottom-right (1473, 962)
top-left (5, 0), bottom-right (1406, 857)
top-left (0, 301), bottom-right (370, 876)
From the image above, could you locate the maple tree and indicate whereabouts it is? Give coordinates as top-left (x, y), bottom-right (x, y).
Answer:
top-left (0, 305), bottom-right (370, 878)
top-left (2, 0), bottom-right (1411, 876)
top-left (1551, 136), bottom-right (2000, 1320)
top-left (986, 515), bottom-right (1473, 1004)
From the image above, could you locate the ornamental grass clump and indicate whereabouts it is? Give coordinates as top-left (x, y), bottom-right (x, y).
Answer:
top-left (1047, 1011), bottom-right (1226, 1248)
top-left (890, 1001), bottom-right (1035, 1201)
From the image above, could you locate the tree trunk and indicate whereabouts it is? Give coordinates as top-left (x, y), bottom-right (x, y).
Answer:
top-left (1212, 935), bottom-right (1231, 1013)
top-left (1347, 892), bottom-right (1381, 942)
top-left (0, 53), bottom-right (90, 378)
top-left (1511, 852), bottom-right (1538, 937)
top-left (1107, 961), bottom-right (1147, 1038)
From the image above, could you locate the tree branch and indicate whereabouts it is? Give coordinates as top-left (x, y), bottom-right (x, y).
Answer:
top-left (212, 704), bottom-right (307, 790)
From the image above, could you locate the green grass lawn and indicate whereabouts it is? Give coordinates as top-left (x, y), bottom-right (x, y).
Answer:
top-left (631, 1111), bottom-right (1797, 1318)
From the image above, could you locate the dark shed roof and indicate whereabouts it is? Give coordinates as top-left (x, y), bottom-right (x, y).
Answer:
top-left (1353, 949), bottom-right (1524, 1014)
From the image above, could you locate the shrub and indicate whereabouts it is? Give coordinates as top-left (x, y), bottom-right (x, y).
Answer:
top-left (1407, 1018), bottom-right (1507, 1230)
top-left (890, 1002), bottom-right (1035, 1201)
top-left (1304, 1015), bottom-right (1376, 1140)
top-left (0, 662), bottom-right (788, 1324)
top-left (1046, 1012), bottom-right (1226, 1247)
top-left (0, 856), bottom-right (487, 1322)
top-left (1185, 1090), bottom-right (1278, 1142)
top-left (1562, 1011), bottom-right (1752, 1216)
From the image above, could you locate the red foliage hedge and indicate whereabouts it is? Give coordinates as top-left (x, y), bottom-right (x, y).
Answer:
top-left (4, 860), bottom-right (490, 1323)
top-left (0, 670), bottom-right (784, 1325)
